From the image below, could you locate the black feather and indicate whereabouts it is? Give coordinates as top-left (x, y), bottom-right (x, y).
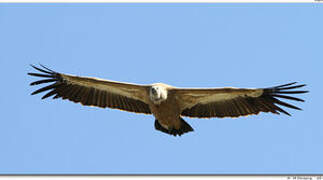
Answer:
top-left (271, 97), bottom-right (302, 110)
top-left (276, 84), bottom-right (306, 91)
top-left (39, 64), bottom-right (56, 73)
top-left (28, 73), bottom-right (53, 78)
top-left (272, 82), bottom-right (297, 88)
top-left (30, 79), bottom-right (56, 86)
top-left (42, 89), bottom-right (58, 99)
top-left (275, 90), bottom-right (309, 94)
top-left (30, 64), bottom-right (53, 74)
top-left (31, 83), bottom-right (61, 95)
top-left (271, 94), bottom-right (304, 102)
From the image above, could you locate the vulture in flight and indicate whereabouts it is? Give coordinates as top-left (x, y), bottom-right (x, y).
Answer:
top-left (28, 65), bottom-right (308, 136)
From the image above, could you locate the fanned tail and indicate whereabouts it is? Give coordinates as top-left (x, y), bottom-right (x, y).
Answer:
top-left (154, 118), bottom-right (194, 136)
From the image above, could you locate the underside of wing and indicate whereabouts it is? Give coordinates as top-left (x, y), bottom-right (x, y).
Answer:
top-left (175, 82), bottom-right (308, 118)
top-left (28, 64), bottom-right (151, 114)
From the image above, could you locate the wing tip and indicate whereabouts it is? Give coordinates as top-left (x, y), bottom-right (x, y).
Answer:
top-left (264, 82), bottom-right (308, 116)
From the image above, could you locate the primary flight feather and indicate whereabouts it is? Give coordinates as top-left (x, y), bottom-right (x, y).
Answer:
top-left (28, 64), bottom-right (308, 136)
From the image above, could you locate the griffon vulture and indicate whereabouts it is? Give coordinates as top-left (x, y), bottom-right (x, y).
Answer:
top-left (28, 65), bottom-right (308, 136)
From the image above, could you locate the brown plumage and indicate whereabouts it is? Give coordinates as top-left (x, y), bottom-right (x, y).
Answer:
top-left (28, 64), bottom-right (308, 136)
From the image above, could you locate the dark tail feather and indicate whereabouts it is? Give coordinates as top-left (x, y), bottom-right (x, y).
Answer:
top-left (154, 118), bottom-right (194, 137)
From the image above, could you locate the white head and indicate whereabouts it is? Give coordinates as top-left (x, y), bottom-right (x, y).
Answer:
top-left (149, 85), bottom-right (168, 104)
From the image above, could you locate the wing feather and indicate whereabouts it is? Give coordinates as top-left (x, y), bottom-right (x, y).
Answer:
top-left (28, 65), bottom-right (151, 114)
top-left (174, 83), bottom-right (308, 118)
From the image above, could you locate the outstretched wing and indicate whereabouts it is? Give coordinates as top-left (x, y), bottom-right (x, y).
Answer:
top-left (28, 64), bottom-right (151, 114)
top-left (173, 82), bottom-right (308, 118)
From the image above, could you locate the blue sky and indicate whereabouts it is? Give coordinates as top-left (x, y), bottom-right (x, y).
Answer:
top-left (0, 4), bottom-right (322, 174)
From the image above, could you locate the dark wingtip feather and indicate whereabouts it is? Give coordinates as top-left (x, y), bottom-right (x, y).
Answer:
top-left (272, 97), bottom-right (302, 111)
top-left (273, 82), bottom-right (297, 88)
top-left (30, 64), bottom-right (53, 74)
top-left (276, 90), bottom-right (308, 94)
top-left (31, 84), bottom-right (60, 95)
top-left (272, 103), bottom-right (291, 116)
top-left (277, 84), bottom-right (306, 91)
top-left (271, 94), bottom-right (305, 102)
top-left (28, 73), bottom-right (53, 78)
top-left (267, 82), bottom-right (309, 95)
top-left (28, 64), bottom-right (61, 97)
top-left (263, 82), bottom-right (308, 116)
top-left (41, 90), bottom-right (57, 99)
top-left (39, 64), bottom-right (55, 73)
top-left (30, 79), bottom-right (56, 86)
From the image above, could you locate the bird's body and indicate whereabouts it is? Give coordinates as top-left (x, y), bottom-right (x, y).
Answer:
top-left (149, 87), bottom-right (182, 130)
top-left (28, 65), bottom-right (308, 136)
